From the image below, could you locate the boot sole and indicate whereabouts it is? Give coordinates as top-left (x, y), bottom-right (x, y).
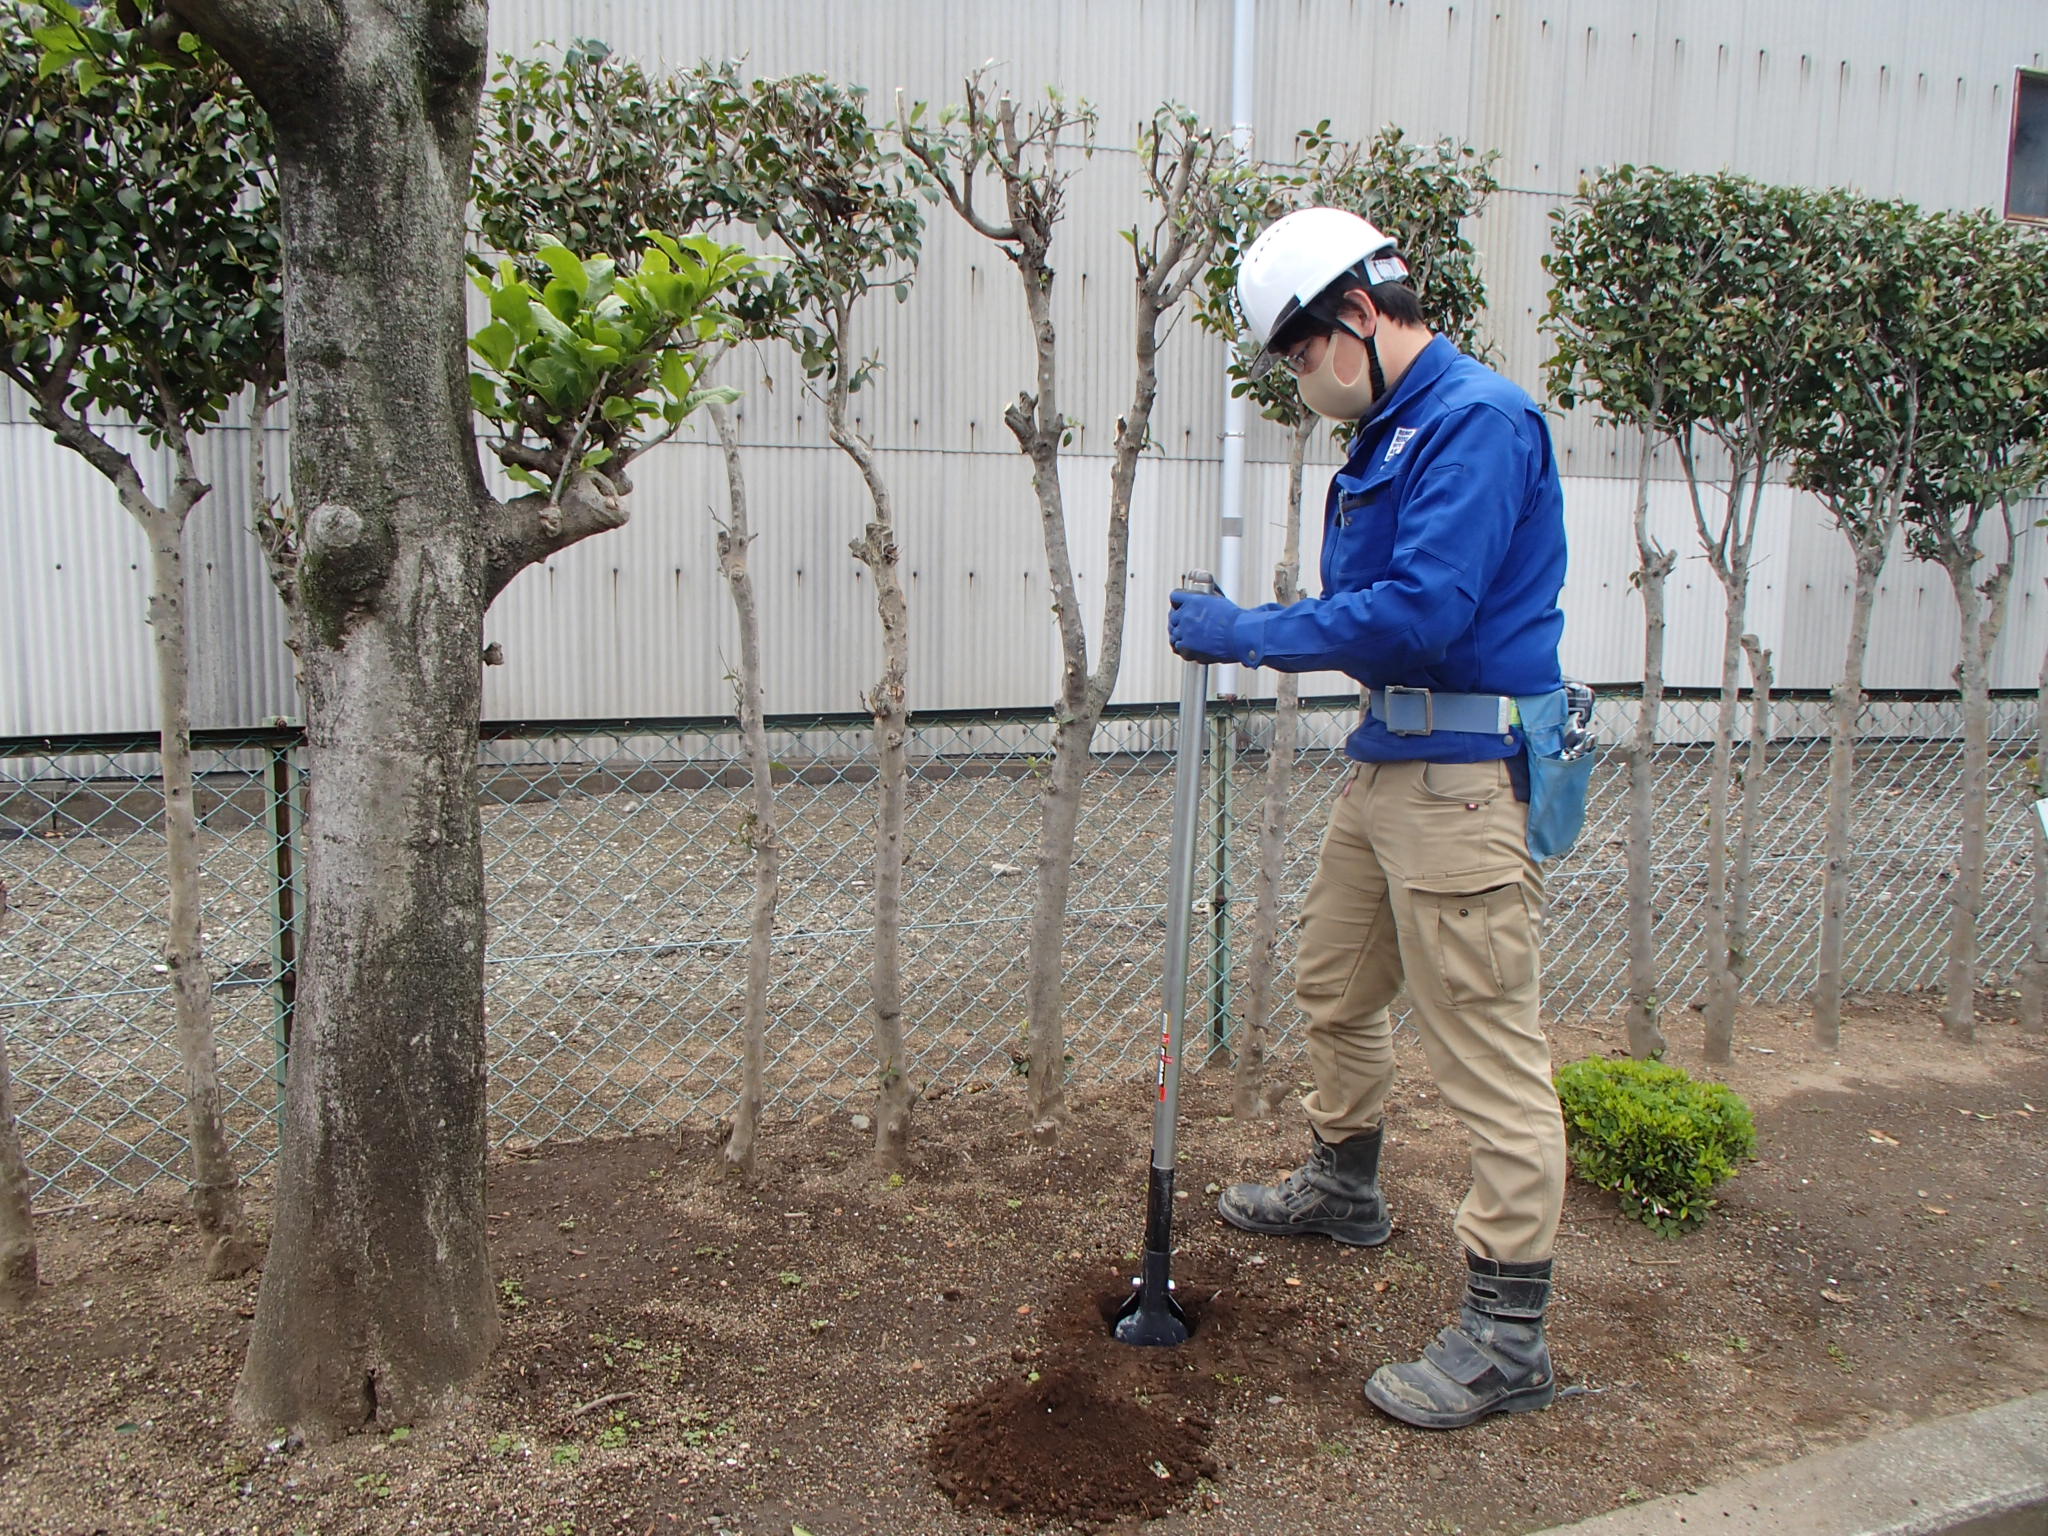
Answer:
top-left (1362, 1375), bottom-right (1556, 1430)
top-left (1216, 1199), bottom-right (1391, 1247)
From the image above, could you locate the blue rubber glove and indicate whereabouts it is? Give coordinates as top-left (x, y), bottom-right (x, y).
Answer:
top-left (1168, 588), bottom-right (1245, 665)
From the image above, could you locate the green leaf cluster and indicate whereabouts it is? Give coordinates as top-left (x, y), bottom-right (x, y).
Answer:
top-left (467, 233), bottom-right (756, 491)
top-left (473, 46), bottom-right (929, 397)
top-left (474, 41), bottom-right (727, 282)
top-left (1545, 167), bottom-right (2048, 568)
top-left (0, 0), bottom-right (280, 439)
top-left (699, 67), bottom-right (929, 386)
top-left (1898, 219), bottom-right (2048, 561)
top-left (1554, 1056), bottom-right (1757, 1238)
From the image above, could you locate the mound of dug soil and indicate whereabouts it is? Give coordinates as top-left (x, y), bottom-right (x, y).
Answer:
top-left (928, 1362), bottom-right (1217, 1522)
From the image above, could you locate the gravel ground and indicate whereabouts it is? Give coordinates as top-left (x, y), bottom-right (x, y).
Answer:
top-left (0, 704), bottom-right (2036, 1203)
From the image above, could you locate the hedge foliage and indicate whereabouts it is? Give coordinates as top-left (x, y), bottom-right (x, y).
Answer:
top-left (1554, 1057), bottom-right (1757, 1237)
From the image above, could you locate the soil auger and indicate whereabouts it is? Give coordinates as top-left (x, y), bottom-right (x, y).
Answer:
top-left (1113, 570), bottom-right (1217, 1348)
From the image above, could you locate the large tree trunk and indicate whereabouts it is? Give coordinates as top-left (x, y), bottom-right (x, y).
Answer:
top-left (1625, 419), bottom-right (1672, 1060)
top-left (2022, 632), bottom-right (2048, 1038)
top-left (1235, 416), bottom-right (1313, 1116)
top-left (828, 368), bottom-right (915, 1169)
top-left (1815, 543), bottom-right (1887, 1047)
top-left (0, 885), bottom-right (34, 1314)
top-left (709, 402), bottom-right (777, 1178)
top-left (191, 1), bottom-right (503, 1437)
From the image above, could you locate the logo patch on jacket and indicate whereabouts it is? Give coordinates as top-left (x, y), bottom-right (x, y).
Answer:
top-left (1384, 427), bottom-right (1418, 462)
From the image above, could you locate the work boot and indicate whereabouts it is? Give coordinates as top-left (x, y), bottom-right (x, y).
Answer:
top-left (1215, 1126), bottom-right (1391, 1246)
top-left (1364, 1251), bottom-right (1555, 1429)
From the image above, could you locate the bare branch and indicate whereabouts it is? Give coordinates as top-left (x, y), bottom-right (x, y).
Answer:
top-left (482, 473), bottom-right (628, 606)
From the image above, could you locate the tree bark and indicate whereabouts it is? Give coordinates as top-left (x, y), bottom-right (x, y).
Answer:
top-left (1625, 418), bottom-right (1672, 1060)
top-left (1939, 505), bottom-right (2020, 1044)
top-left (0, 1023), bottom-right (33, 1314)
top-left (1686, 446), bottom-right (1764, 1067)
top-left (183, 0), bottom-right (504, 1437)
top-left (1701, 580), bottom-right (1746, 1061)
top-left (825, 326), bottom-right (914, 1170)
top-left (26, 394), bottom-right (254, 1272)
top-left (1815, 542), bottom-right (1887, 1047)
top-left (0, 885), bottom-right (35, 1314)
top-left (143, 486), bottom-right (260, 1280)
top-left (915, 93), bottom-right (1217, 1139)
top-left (1006, 228), bottom-right (1087, 1139)
top-left (1235, 416), bottom-right (1313, 1116)
top-left (1023, 715), bottom-right (1093, 1133)
top-left (2021, 628), bottom-right (2048, 1038)
top-left (709, 402), bottom-right (778, 1178)
top-left (1736, 634), bottom-right (1773, 995)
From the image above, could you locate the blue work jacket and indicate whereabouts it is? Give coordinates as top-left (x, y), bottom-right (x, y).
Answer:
top-left (1233, 335), bottom-right (1567, 764)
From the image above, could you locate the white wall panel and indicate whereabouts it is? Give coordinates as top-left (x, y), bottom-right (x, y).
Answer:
top-left (6, 1), bottom-right (2045, 735)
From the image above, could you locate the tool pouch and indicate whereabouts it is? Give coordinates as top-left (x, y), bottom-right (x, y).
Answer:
top-left (1513, 686), bottom-right (1595, 863)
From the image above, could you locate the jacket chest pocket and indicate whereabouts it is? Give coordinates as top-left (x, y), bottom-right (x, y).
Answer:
top-left (1327, 467), bottom-right (1399, 591)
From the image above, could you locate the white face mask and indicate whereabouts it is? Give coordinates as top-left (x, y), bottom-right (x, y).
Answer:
top-left (1295, 323), bottom-right (1377, 422)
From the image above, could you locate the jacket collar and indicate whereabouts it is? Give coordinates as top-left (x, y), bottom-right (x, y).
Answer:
top-left (1344, 334), bottom-right (1458, 465)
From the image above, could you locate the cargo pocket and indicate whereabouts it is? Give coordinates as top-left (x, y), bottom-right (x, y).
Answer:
top-left (1410, 872), bottom-right (1536, 1005)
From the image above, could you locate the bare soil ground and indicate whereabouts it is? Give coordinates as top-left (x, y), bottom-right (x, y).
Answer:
top-left (1, 994), bottom-right (2044, 1536)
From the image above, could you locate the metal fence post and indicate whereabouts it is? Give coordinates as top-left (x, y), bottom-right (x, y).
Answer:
top-left (266, 735), bottom-right (300, 1124)
top-left (1206, 703), bottom-right (1237, 1060)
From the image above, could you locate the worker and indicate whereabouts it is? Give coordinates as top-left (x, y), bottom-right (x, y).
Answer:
top-left (1169, 206), bottom-right (1589, 1430)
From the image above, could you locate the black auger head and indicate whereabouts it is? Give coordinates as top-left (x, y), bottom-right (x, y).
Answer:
top-left (1112, 1246), bottom-right (1190, 1347)
top-left (1113, 1282), bottom-right (1190, 1347)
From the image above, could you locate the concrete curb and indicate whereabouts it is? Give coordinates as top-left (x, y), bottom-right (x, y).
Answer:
top-left (1524, 1390), bottom-right (2048, 1535)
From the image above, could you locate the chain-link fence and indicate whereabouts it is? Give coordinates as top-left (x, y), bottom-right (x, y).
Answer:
top-left (1, 690), bottom-right (2039, 1203)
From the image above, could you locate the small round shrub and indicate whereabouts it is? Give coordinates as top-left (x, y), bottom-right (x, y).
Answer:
top-left (1553, 1056), bottom-right (1757, 1237)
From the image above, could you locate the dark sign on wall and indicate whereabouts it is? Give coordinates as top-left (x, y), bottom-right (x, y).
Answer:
top-left (2010, 69), bottom-right (2048, 223)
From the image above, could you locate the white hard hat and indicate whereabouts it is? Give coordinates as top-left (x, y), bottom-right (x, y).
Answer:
top-left (1236, 207), bottom-right (1409, 376)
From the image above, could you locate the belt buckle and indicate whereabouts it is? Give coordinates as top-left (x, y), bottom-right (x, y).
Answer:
top-left (1382, 685), bottom-right (1433, 736)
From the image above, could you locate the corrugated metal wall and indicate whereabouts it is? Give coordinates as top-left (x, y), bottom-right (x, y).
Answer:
top-left (4, 0), bottom-right (2044, 733)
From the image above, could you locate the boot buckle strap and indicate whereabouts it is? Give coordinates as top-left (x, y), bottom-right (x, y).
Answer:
top-left (1421, 1327), bottom-right (1507, 1389)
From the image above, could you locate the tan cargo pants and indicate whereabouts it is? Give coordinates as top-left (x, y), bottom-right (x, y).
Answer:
top-left (1294, 757), bottom-right (1565, 1261)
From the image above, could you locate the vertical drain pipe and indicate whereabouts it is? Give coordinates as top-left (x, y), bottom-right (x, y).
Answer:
top-left (1207, 0), bottom-right (1257, 1057)
top-left (1214, 0), bottom-right (1256, 668)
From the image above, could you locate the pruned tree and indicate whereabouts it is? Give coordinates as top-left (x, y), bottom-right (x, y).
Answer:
top-left (119, 0), bottom-right (754, 1436)
top-left (1900, 220), bottom-right (2048, 1044)
top-left (1674, 175), bottom-right (1830, 1063)
top-left (704, 395), bottom-right (778, 1174)
top-left (471, 45), bottom-right (782, 1176)
top-left (1197, 123), bottom-right (1499, 1113)
top-left (7, 0), bottom-right (276, 1276)
top-left (700, 73), bottom-right (931, 1167)
top-left (1544, 167), bottom-right (1732, 1061)
top-left (1783, 191), bottom-right (1945, 1048)
top-left (0, 882), bottom-right (35, 1313)
top-left (903, 77), bottom-right (1233, 1136)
